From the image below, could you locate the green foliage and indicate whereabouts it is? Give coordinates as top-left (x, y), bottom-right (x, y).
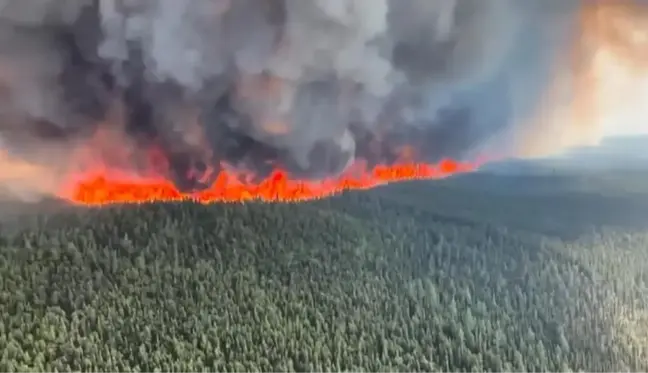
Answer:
top-left (0, 176), bottom-right (647, 372)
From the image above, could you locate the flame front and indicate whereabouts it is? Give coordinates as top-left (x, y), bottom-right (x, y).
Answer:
top-left (61, 159), bottom-right (476, 206)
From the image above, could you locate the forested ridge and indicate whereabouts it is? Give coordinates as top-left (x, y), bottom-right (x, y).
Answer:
top-left (1, 174), bottom-right (648, 372)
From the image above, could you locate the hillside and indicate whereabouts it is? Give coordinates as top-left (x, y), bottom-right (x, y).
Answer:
top-left (373, 171), bottom-right (648, 239)
top-left (1, 169), bottom-right (648, 371)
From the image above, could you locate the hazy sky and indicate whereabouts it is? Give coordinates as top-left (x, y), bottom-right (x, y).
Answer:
top-left (599, 76), bottom-right (648, 137)
top-left (601, 101), bottom-right (648, 136)
top-left (578, 1), bottom-right (648, 140)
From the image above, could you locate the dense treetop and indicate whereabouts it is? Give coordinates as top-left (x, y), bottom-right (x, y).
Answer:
top-left (1, 172), bottom-right (647, 372)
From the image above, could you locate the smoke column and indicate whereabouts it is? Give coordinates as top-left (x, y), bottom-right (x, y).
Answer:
top-left (0, 0), bottom-right (641, 205)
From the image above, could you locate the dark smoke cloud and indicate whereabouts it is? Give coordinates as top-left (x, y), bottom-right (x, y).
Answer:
top-left (0, 0), bottom-right (584, 195)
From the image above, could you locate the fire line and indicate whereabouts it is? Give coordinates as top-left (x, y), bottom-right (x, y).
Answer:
top-left (62, 159), bottom-right (476, 206)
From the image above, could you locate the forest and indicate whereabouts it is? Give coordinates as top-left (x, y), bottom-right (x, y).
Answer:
top-left (1, 169), bottom-right (648, 372)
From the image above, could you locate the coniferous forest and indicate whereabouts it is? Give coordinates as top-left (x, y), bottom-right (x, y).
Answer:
top-left (1, 169), bottom-right (648, 372)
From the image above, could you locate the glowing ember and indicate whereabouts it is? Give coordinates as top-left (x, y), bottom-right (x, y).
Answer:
top-left (60, 159), bottom-right (476, 206)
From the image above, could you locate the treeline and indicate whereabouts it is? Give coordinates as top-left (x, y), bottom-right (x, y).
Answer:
top-left (0, 189), bottom-right (645, 371)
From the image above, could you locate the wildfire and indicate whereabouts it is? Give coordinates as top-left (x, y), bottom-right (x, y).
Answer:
top-left (32, 1), bottom-right (648, 207)
top-left (61, 158), bottom-right (477, 206)
top-left (34, 1), bottom-right (648, 207)
top-left (50, 84), bottom-right (480, 207)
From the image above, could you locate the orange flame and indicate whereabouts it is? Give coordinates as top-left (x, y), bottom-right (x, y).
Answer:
top-left (60, 158), bottom-right (477, 206)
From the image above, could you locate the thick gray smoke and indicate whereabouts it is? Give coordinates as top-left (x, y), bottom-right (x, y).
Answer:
top-left (0, 0), bottom-right (583, 195)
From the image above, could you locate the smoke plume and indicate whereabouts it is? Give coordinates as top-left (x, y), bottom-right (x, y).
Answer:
top-left (0, 0), bottom-right (641, 201)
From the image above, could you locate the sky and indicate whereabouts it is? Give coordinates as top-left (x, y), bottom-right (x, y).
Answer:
top-left (597, 50), bottom-right (648, 138)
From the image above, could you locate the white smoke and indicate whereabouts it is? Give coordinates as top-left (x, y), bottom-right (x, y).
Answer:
top-left (92, 0), bottom-right (547, 172)
top-left (96, 0), bottom-right (524, 101)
